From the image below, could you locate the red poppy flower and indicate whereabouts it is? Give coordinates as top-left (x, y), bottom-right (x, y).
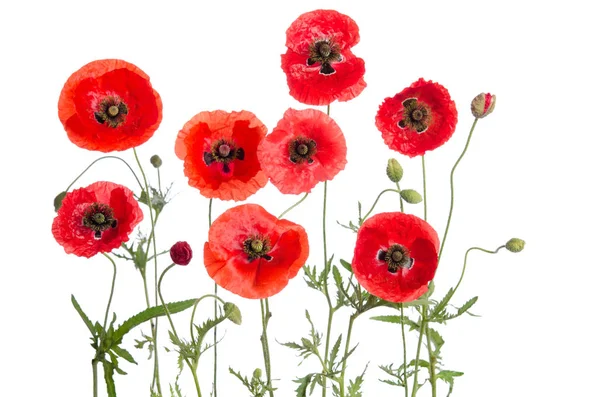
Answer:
top-left (281, 9), bottom-right (366, 106)
top-left (375, 78), bottom-right (458, 157)
top-left (258, 108), bottom-right (347, 194)
top-left (58, 59), bottom-right (163, 152)
top-left (204, 204), bottom-right (309, 299)
top-left (351, 212), bottom-right (439, 303)
top-left (52, 181), bottom-right (143, 258)
top-left (175, 110), bottom-right (268, 201)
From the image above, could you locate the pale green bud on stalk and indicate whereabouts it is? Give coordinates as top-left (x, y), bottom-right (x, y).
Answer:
top-left (253, 368), bottom-right (262, 379)
top-left (505, 238), bottom-right (525, 253)
top-left (400, 189), bottom-right (422, 204)
top-left (223, 302), bottom-right (242, 325)
top-left (386, 158), bottom-right (403, 182)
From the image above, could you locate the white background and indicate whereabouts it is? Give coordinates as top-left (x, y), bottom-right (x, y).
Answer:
top-left (1, 1), bottom-right (598, 396)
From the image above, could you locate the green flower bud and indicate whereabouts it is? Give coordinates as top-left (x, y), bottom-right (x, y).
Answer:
top-left (150, 155), bottom-right (162, 168)
top-left (386, 158), bottom-right (403, 183)
top-left (253, 368), bottom-right (262, 379)
top-left (223, 302), bottom-right (242, 325)
top-left (471, 93), bottom-right (496, 119)
top-left (54, 191), bottom-right (67, 212)
top-left (505, 238), bottom-right (525, 253)
top-left (400, 189), bottom-right (422, 204)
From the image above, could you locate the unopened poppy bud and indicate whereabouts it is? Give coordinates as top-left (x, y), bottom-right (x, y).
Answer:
top-left (170, 241), bottom-right (192, 265)
top-left (471, 93), bottom-right (496, 119)
top-left (223, 302), bottom-right (242, 325)
top-left (150, 155), bottom-right (162, 168)
top-left (253, 368), bottom-right (262, 379)
top-left (386, 158), bottom-right (403, 183)
top-left (54, 191), bottom-right (67, 212)
top-left (400, 189), bottom-right (422, 204)
top-left (505, 238), bottom-right (525, 253)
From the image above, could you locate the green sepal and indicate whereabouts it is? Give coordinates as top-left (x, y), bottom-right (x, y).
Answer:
top-left (339, 258), bottom-right (353, 273)
top-left (54, 191), bottom-right (67, 212)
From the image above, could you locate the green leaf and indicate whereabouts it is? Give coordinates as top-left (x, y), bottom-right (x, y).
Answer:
top-left (329, 334), bottom-right (342, 371)
top-left (339, 259), bottom-right (352, 273)
top-left (437, 370), bottom-right (464, 397)
top-left (294, 374), bottom-right (312, 397)
top-left (456, 297), bottom-right (478, 317)
top-left (71, 295), bottom-right (96, 337)
top-left (103, 360), bottom-right (117, 397)
top-left (332, 265), bottom-right (343, 289)
top-left (430, 287), bottom-right (454, 317)
top-left (112, 345), bottom-right (137, 364)
top-left (370, 315), bottom-right (420, 330)
top-left (113, 299), bottom-right (197, 343)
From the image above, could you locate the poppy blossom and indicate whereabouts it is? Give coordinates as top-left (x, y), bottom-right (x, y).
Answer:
top-left (258, 108), bottom-right (347, 194)
top-left (175, 110), bottom-right (268, 201)
top-left (375, 78), bottom-right (458, 157)
top-left (281, 9), bottom-right (366, 106)
top-left (52, 181), bottom-right (143, 258)
top-left (204, 204), bottom-right (309, 299)
top-left (352, 212), bottom-right (439, 303)
top-left (58, 59), bottom-right (163, 152)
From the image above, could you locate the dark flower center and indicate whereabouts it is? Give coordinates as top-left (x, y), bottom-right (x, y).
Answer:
top-left (289, 137), bottom-right (317, 164)
top-left (377, 244), bottom-right (413, 273)
top-left (307, 39), bottom-right (342, 76)
top-left (82, 203), bottom-right (118, 240)
top-left (94, 96), bottom-right (129, 128)
top-left (397, 98), bottom-right (431, 134)
top-left (243, 235), bottom-right (272, 262)
top-left (203, 139), bottom-right (245, 174)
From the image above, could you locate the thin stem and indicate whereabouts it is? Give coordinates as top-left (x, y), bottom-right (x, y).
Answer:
top-left (208, 198), bottom-right (219, 397)
top-left (189, 294), bottom-right (226, 341)
top-left (410, 309), bottom-right (426, 397)
top-left (454, 246), bottom-right (504, 298)
top-left (425, 325), bottom-right (436, 397)
top-left (157, 168), bottom-right (162, 193)
top-left (360, 189), bottom-right (401, 224)
top-left (260, 299), bottom-right (275, 397)
top-left (400, 304), bottom-right (408, 397)
top-left (321, 180), bottom-right (335, 397)
top-left (395, 182), bottom-right (404, 213)
top-left (64, 155), bottom-right (144, 193)
top-left (438, 118), bottom-right (479, 260)
top-left (421, 155), bottom-right (427, 221)
top-left (92, 359), bottom-right (98, 397)
top-left (278, 193), bottom-right (309, 219)
top-left (101, 253), bottom-right (117, 331)
top-left (339, 314), bottom-right (357, 397)
top-left (158, 263), bottom-right (203, 397)
top-left (133, 147), bottom-right (162, 395)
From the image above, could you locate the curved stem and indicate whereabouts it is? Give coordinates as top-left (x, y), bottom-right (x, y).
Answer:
top-left (260, 299), bottom-right (275, 397)
top-left (133, 147), bottom-right (162, 395)
top-left (421, 155), bottom-right (427, 221)
top-left (158, 263), bottom-right (203, 397)
top-left (360, 189), bottom-right (401, 224)
top-left (190, 294), bottom-right (226, 342)
top-left (438, 118), bottom-right (479, 260)
top-left (278, 193), bottom-right (309, 219)
top-left (101, 253), bottom-right (117, 331)
top-left (64, 155), bottom-right (144, 193)
top-left (453, 246), bottom-right (505, 301)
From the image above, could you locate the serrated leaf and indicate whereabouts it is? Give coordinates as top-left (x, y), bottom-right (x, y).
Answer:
top-left (437, 370), bottom-right (463, 397)
top-left (332, 265), bottom-right (343, 288)
top-left (113, 298), bottom-right (197, 342)
top-left (103, 360), bottom-right (117, 397)
top-left (112, 345), bottom-right (137, 364)
top-left (294, 374), bottom-right (312, 397)
top-left (456, 297), bottom-right (478, 316)
top-left (339, 259), bottom-right (352, 273)
top-left (370, 315), bottom-right (420, 330)
top-left (281, 341), bottom-right (304, 351)
top-left (430, 288), bottom-right (454, 317)
top-left (329, 334), bottom-right (342, 371)
top-left (71, 295), bottom-right (96, 337)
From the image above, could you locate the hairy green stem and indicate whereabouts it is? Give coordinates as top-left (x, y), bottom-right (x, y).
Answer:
top-left (339, 313), bottom-right (358, 397)
top-left (92, 358), bottom-right (98, 397)
top-left (158, 263), bottom-right (202, 397)
top-left (278, 192), bottom-right (309, 219)
top-left (400, 304), bottom-right (408, 397)
top-left (410, 308), bottom-right (426, 397)
top-left (321, 180), bottom-right (335, 397)
top-left (438, 118), bottom-right (479, 260)
top-left (133, 148), bottom-right (162, 395)
top-left (64, 155), bottom-right (143, 193)
top-left (260, 299), bottom-right (275, 397)
top-left (208, 199), bottom-right (218, 397)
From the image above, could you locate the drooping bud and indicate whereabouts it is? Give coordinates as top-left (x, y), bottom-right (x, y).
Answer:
top-left (471, 93), bottom-right (496, 119)
top-left (400, 189), bottom-right (422, 204)
top-left (170, 241), bottom-right (193, 265)
top-left (54, 191), bottom-right (67, 212)
top-left (150, 155), bottom-right (163, 168)
top-left (253, 368), bottom-right (263, 379)
top-left (223, 302), bottom-right (242, 325)
top-left (505, 238), bottom-right (525, 253)
top-left (386, 158), bottom-right (403, 183)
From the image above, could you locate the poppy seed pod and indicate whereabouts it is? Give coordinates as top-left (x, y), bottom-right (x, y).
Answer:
top-left (471, 93), bottom-right (496, 118)
top-left (150, 155), bottom-right (162, 168)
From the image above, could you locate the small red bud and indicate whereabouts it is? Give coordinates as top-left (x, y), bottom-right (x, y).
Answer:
top-left (471, 93), bottom-right (496, 119)
top-left (170, 241), bottom-right (193, 266)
